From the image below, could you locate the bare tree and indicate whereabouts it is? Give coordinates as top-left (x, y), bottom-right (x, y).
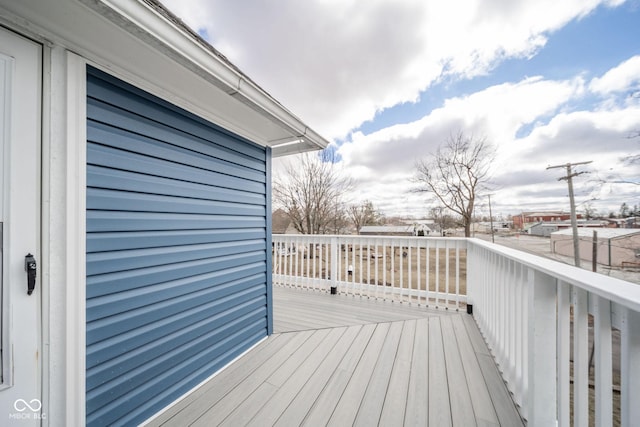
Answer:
top-left (429, 205), bottom-right (459, 236)
top-left (273, 149), bottom-right (352, 234)
top-left (582, 202), bottom-right (598, 220)
top-left (414, 131), bottom-right (495, 237)
top-left (348, 200), bottom-right (383, 234)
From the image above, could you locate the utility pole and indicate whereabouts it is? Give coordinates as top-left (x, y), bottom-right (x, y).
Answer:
top-left (547, 161), bottom-right (592, 267)
top-left (488, 194), bottom-right (495, 243)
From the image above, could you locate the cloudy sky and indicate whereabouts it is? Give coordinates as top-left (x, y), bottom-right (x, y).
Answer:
top-left (163, 0), bottom-right (640, 219)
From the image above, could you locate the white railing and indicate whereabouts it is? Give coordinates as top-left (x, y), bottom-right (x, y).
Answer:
top-left (468, 238), bottom-right (640, 427)
top-left (272, 234), bottom-right (640, 426)
top-left (272, 234), bottom-right (468, 310)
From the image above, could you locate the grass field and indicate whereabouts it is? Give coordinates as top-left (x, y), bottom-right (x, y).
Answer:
top-left (274, 243), bottom-right (468, 295)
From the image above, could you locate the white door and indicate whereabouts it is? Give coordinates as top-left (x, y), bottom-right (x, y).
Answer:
top-left (0, 27), bottom-right (42, 424)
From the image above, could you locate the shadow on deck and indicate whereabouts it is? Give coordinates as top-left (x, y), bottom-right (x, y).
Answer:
top-left (146, 286), bottom-right (524, 426)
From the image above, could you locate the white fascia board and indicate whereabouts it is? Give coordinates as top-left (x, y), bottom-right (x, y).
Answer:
top-left (92, 0), bottom-right (329, 154)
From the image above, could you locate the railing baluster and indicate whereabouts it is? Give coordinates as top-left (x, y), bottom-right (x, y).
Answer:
top-left (521, 262), bottom-right (529, 419)
top-left (573, 286), bottom-right (589, 426)
top-left (408, 241), bottom-right (413, 304)
top-left (417, 239), bottom-right (422, 305)
top-left (312, 237), bottom-right (316, 288)
top-left (445, 241), bottom-right (450, 309)
top-left (435, 239), bottom-right (440, 309)
top-left (557, 280), bottom-right (571, 427)
top-left (455, 240), bottom-right (460, 310)
top-left (527, 268), bottom-right (557, 427)
top-left (498, 255), bottom-right (505, 371)
top-left (426, 239), bottom-right (430, 307)
top-left (593, 295), bottom-right (613, 427)
top-left (296, 236), bottom-right (300, 288)
top-left (383, 242), bottom-right (387, 300)
top-left (506, 259), bottom-right (514, 388)
top-left (621, 307), bottom-right (640, 427)
top-left (515, 262), bottom-right (525, 409)
top-left (374, 239), bottom-right (379, 300)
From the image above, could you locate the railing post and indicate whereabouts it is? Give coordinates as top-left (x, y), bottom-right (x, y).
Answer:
top-left (330, 236), bottom-right (338, 294)
top-left (527, 269), bottom-right (557, 426)
top-left (466, 242), bottom-right (475, 314)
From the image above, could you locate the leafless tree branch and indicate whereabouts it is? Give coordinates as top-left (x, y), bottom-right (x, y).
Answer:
top-left (412, 130), bottom-right (495, 237)
top-left (273, 149), bottom-right (353, 234)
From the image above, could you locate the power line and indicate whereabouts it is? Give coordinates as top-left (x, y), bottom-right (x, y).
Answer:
top-left (547, 161), bottom-right (593, 267)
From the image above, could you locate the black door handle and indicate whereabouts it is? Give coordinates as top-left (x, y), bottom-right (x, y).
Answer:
top-left (25, 253), bottom-right (37, 295)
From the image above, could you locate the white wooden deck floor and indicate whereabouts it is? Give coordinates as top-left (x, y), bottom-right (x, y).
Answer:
top-left (147, 287), bottom-right (523, 426)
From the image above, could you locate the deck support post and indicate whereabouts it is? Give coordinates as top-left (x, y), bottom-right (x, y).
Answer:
top-left (527, 269), bottom-right (557, 426)
top-left (330, 236), bottom-right (338, 294)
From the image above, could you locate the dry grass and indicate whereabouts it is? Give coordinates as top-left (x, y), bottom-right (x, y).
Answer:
top-left (274, 244), bottom-right (467, 295)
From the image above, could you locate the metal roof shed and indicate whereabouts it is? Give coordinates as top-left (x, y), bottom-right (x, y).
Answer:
top-left (551, 228), bottom-right (640, 268)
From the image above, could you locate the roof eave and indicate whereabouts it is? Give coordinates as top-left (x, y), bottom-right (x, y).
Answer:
top-left (93, 0), bottom-right (329, 155)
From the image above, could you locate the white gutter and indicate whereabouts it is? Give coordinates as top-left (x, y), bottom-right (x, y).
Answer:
top-left (87, 0), bottom-right (329, 153)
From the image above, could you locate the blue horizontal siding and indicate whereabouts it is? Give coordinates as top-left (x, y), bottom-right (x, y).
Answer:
top-left (87, 188), bottom-right (264, 217)
top-left (86, 228), bottom-right (266, 252)
top-left (86, 241), bottom-right (265, 276)
top-left (86, 119), bottom-right (266, 182)
top-left (86, 264), bottom-right (266, 323)
top-left (87, 326), bottom-right (266, 426)
top-left (88, 274), bottom-right (264, 344)
top-left (86, 307), bottom-right (266, 415)
top-left (86, 70), bottom-right (266, 162)
top-left (86, 66), bottom-right (270, 426)
top-left (86, 144), bottom-right (265, 194)
top-left (87, 165), bottom-right (265, 206)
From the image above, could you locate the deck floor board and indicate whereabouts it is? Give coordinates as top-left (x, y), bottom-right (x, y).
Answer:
top-left (147, 286), bottom-right (524, 426)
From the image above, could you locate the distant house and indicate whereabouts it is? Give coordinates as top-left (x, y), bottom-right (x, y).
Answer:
top-left (529, 222), bottom-right (560, 237)
top-left (272, 209), bottom-right (293, 234)
top-left (0, 1), bottom-right (328, 425)
top-left (550, 228), bottom-right (640, 267)
top-left (473, 221), bottom-right (512, 234)
top-left (607, 217), bottom-right (640, 228)
top-left (360, 224), bottom-right (435, 236)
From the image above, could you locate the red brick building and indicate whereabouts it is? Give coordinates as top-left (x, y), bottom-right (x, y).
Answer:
top-left (513, 211), bottom-right (583, 230)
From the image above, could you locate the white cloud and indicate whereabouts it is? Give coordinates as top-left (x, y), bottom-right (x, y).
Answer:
top-left (333, 74), bottom-right (639, 216)
top-left (338, 76), bottom-right (585, 176)
top-left (162, 0), bottom-right (638, 217)
top-left (589, 55), bottom-right (640, 95)
top-left (162, 0), bottom-right (617, 140)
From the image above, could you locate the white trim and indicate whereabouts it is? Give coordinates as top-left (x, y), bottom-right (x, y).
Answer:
top-left (0, 45), bottom-right (13, 392)
top-left (64, 50), bottom-right (87, 427)
top-left (40, 41), bottom-right (52, 426)
top-left (43, 46), bottom-right (88, 426)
